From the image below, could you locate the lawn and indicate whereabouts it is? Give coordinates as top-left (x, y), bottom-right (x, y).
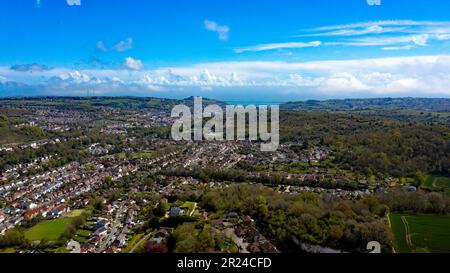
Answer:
top-left (73, 235), bottom-right (87, 244)
top-left (181, 201), bottom-right (197, 216)
top-left (121, 233), bottom-right (144, 253)
top-left (423, 176), bottom-right (450, 195)
top-left (76, 229), bottom-right (92, 238)
top-left (25, 218), bottom-right (74, 242)
top-left (389, 213), bottom-right (450, 253)
top-left (0, 248), bottom-right (16, 253)
top-left (68, 209), bottom-right (85, 217)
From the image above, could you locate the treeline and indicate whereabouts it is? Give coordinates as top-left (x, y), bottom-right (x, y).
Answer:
top-left (333, 125), bottom-right (450, 177)
top-left (0, 130), bottom-right (127, 171)
top-left (0, 115), bottom-right (46, 145)
top-left (0, 228), bottom-right (28, 248)
top-left (282, 97), bottom-right (450, 113)
top-left (280, 111), bottom-right (450, 177)
top-left (0, 139), bottom-right (89, 171)
top-left (159, 166), bottom-right (359, 190)
top-left (376, 190), bottom-right (450, 214)
top-left (200, 184), bottom-right (392, 253)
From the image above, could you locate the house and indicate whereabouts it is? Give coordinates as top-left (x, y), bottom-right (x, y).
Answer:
top-left (235, 226), bottom-right (247, 237)
top-left (105, 204), bottom-right (114, 214)
top-left (260, 240), bottom-right (279, 253)
top-left (67, 239), bottom-right (81, 253)
top-left (122, 225), bottom-right (130, 234)
top-left (126, 210), bottom-right (135, 225)
top-left (226, 212), bottom-right (238, 221)
top-left (153, 227), bottom-right (174, 239)
top-left (169, 207), bottom-right (182, 217)
top-left (248, 243), bottom-right (261, 253)
top-left (93, 218), bottom-right (109, 229)
top-left (40, 207), bottom-right (51, 218)
top-left (93, 227), bottom-right (108, 237)
top-left (117, 234), bottom-right (127, 248)
top-left (82, 198), bottom-right (90, 206)
top-left (105, 235), bottom-right (116, 248)
top-left (24, 208), bottom-right (42, 220)
top-left (0, 210), bottom-right (5, 223)
top-left (243, 215), bottom-right (254, 226)
top-left (80, 243), bottom-right (95, 253)
top-left (49, 208), bottom-right (63, 218)
top-left (159, 227), bottom-right (174, 234)
top-left (150, 237), bottom-right (164, 244)
top-left (49, 205), bottom-right (68, 218)
top-left (211, 219), bottom-right (223, 227)
top-left (112, 201), bottom-right (121, 209)
top-left (88, 236), bottom-right (101, 246)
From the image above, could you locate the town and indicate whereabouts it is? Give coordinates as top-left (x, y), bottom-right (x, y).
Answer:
top-left (0, 97), bottom-right (449, 254)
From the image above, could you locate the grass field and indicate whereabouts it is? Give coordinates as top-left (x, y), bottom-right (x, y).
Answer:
top-left (25, 218), bottom-right (74, 242)
top-left (423, 176), bottom-right (450, 195)
top-left (389, 213), bottom-right (450, 253)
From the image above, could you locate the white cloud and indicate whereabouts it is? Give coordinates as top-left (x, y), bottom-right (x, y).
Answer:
top-left (66, 0), bottom-right (81, 6)
top-left (310, 20), bottom-right (443, 32)
top-left (124, 57), bottom-right (143, 70)
top-left (113, 38), bottom-right (133, 52)
top-left (336, 34), bottom-right (430, 47)
top-left (301, 25), bottom-right (406, 37)
top-left (96, 41), bottom-right (107, 52)
top-left (382, 45), bottom-right (414, 51)
top-left (2, 55), bottom-right (450, 97)
top-left (300, 20), bottom-right (450, 50)
top-left (0, 76), bottom-right (6, 83)
top-left (204, 20), bottom-right (230, 41)
top-left (233, 20), bottom-right (450, 54)
top-left (59, 71), bottom-right (90, 83)
top-left (435, 33), bottom-right (450, 40)
top-left (235, 41), bottom-right (321, 53)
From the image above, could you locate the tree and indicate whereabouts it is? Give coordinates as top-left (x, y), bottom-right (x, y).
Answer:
top-left (0, 229), bottom-right (27, 247)
top-left (255, 195), bottom-right (269, 220)
top-left (0, 115), bottom-right (9, 128)
top-left (413, 171), bottom-right (426, 188)
top-left (153, 202), bottom-right (169, 217)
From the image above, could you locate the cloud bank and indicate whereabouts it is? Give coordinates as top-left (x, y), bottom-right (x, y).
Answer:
top-left (237, 20), bottom-right (450, 52)
top-left (1, 55), bottom-right (450, 98)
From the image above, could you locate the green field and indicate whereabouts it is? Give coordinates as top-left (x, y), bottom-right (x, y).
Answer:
top-left (423, 176), bottom-right (450, 194)
top-left (25, 218), bottom-right (74, 242)
top-left (389, 213), bottom-right (450, 253)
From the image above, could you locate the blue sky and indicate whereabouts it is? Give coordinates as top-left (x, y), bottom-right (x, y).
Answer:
top-left (1, 0), bottom-right (450, 101)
